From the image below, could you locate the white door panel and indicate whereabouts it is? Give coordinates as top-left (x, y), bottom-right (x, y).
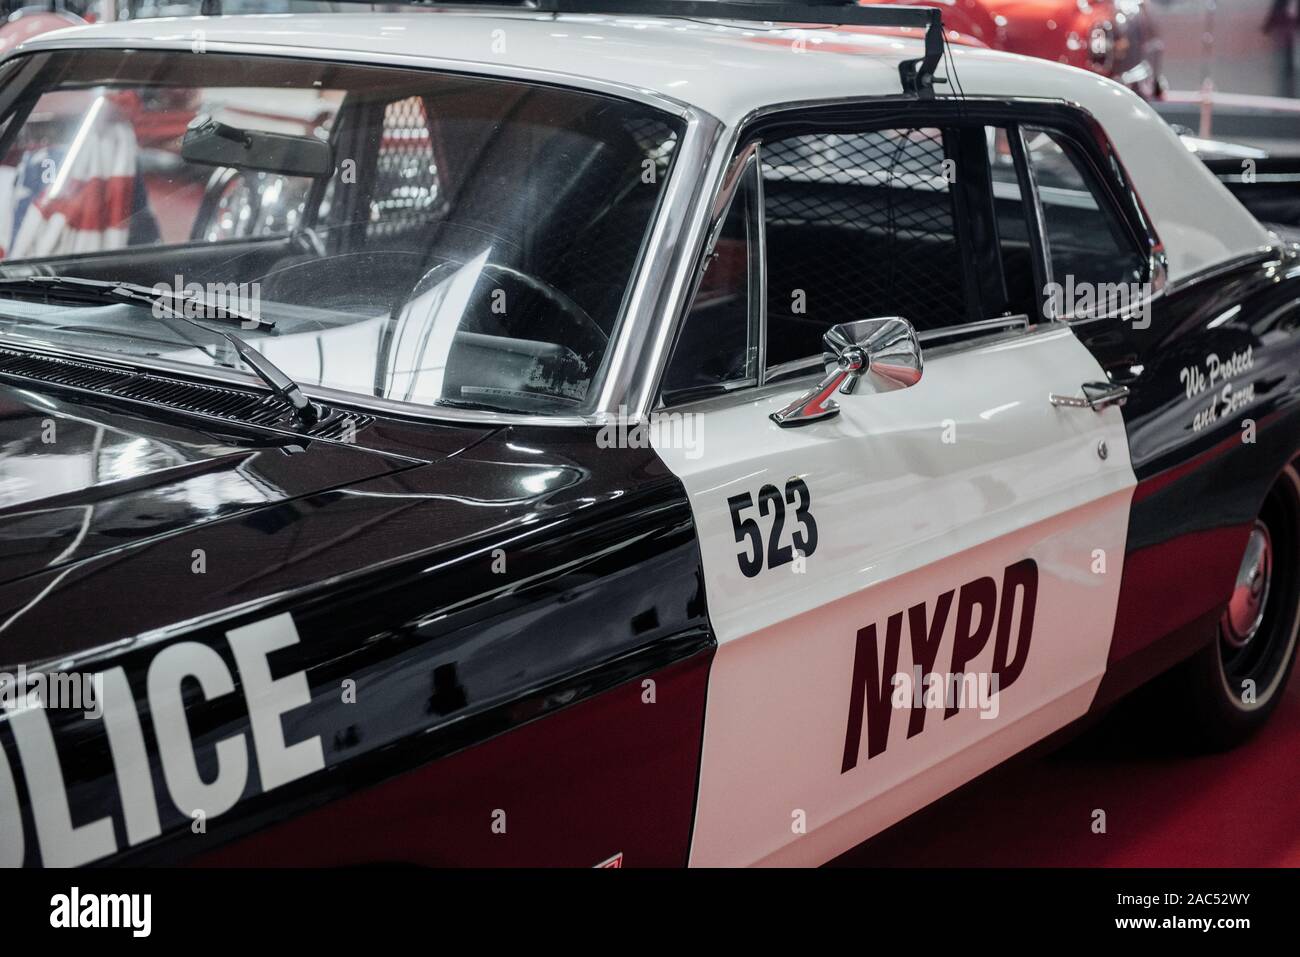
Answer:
top-left (689, 491), bottom-right (1129, 866)
top-left (652, 324), bottom-right (1136, 866)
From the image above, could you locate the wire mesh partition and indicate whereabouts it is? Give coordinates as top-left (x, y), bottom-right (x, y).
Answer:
top-left (761, 127), bottom-right (967, 365)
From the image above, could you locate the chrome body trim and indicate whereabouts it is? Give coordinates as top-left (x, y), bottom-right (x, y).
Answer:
top-left (919, 314), bottom-right (1030, 343)
top-left (763, 316), bottom-right (1037, 384)
top-left (672, 320), bottom-right (1069, 416)
top-left (595, 114), bottom-right (725, 423)
top-left (1015, 124), bottom-right (1055, 306)
top-left (1163, 246), bottom-right (1285, 297)
top-left (753, 144), bottom-right (769, 385)
top-left (1048, 381), bottom-right (1131, 410)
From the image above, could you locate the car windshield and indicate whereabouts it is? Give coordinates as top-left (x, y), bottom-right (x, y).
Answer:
top-left (0, 49), bottom-right (683, 415)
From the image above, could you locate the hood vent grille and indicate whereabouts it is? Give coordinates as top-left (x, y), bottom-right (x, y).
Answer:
top-left (0, 347), bottom-right (372, 439)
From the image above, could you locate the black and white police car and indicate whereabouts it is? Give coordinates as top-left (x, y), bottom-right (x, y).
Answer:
top-left (0, 0), bottom-right (1295, 867)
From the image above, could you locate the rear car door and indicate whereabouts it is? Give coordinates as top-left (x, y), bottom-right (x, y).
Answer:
top-left (652, 115), bottom-right (1146, 866)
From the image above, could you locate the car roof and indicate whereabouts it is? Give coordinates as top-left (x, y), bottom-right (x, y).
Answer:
top-left (24, 11), bottom-right (935, 120)
top-left (14, 10), bottom-right (1277, 279)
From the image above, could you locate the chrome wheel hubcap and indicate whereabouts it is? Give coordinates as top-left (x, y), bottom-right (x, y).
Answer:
top-left (1221, 520), bottom-right (1273, 650)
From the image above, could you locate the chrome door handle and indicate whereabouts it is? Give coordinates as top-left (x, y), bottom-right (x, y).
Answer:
top-left (1049, 381), bottom-right (1130, 411)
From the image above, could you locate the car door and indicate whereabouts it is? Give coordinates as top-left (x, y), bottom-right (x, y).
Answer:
top-left (651, 118), bottom-right (1140, 866)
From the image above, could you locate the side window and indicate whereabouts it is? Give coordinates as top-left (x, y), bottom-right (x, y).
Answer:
top-left (760, 128), bottom-right (970, 370)
top-left (660, 158), bottom-right (757, 402)
top-left (1022, 126), bottom-right (1146, 314)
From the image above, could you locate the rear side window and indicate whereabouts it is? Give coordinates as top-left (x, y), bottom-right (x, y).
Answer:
top-left (760, 127), bottom-right (970, 368)
top-left (1023, 127), bottom-right (1146, 314)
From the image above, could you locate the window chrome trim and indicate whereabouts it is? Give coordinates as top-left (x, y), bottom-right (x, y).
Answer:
top-left (754, 143), bottom-right (769, 385)
top-left (595, 114), bottom-right (725, 423)
top-left (655, 143), bottom-right (762, 409)
top-left (1162, 246), bottom-right (1284, 297)
top-left (0, 38), bottom-right (721, 428)
top-left (662, 97), bottom-right (1128, 399)
top-left (630, 123), bottom-right (745, 417)
top-left (1014, 120), bottom-right (1174, 325)
top-left (764, 354), bottom-right (822, 384)
top-left (1043, 101), bottom-right (1170, 306)
top-left (920, 318), bottom-right (1066, 361)
top-left (1011, 124), bottom-right (1054, 309)
top-left (763, 315), bottom-right (1038, 385)
top-left (921, 314), bottom-right (1031, 342)
top-left (710, 141), bottom-right (760, 225)
top-left (671, 320), bottom-right (1072, 415)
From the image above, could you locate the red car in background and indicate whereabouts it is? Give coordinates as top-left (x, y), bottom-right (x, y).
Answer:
top-left (895, 0), bottom-right (1166, 99)
top-left (0, 4), bottom-right (85, 55)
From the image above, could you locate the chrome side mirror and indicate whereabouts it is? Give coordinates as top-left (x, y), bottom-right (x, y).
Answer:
top-left (770, 317), bottom-right (923, 427)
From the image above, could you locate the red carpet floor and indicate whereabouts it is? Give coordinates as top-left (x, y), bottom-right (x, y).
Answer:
top-left (835, 666), bottom-right (1300, 867)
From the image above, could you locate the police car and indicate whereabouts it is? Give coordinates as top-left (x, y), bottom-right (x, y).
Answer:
top-left (0, 0), bottom-right (1296, 868)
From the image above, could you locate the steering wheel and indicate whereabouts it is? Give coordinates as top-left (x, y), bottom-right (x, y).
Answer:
top-left (412, 260), bottom-right (608, 355)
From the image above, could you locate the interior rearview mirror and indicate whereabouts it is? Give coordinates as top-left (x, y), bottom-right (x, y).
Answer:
top-left (770, 317), bottom-right (923, 427)
top-left (181, 114), bottom-right (333, 178)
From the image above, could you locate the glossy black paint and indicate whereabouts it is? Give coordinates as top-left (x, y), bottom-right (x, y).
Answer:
top-left (0, 379), bottom-right (446, 597)
top-left (0, 373), bottom-right (712, 865)
top-left (1074, 251), bottom-right (1300, 704)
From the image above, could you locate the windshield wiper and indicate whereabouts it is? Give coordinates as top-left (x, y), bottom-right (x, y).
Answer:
top-left (0, 275), bottom-right (274, 330)
top-left (0, 275), bottom-right (320, 425)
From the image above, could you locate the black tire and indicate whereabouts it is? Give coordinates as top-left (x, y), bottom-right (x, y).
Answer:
top-left (1168, 461), bottom-right (1300, 750)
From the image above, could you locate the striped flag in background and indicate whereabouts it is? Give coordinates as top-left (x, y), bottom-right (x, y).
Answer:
top-left (0, 95), bottom-right (154, 261)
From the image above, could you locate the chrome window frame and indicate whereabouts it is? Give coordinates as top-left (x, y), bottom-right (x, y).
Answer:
top-left (1017, 122), bottom-right (1166, 325)
top-left (656, 141), bottom-right (764, 405)
top-left (652, 94), bottom-right (1259, 414)
top-left (0, 36), bottom-right (722, 429)
top-left (654, 98), bottom-right (1084, 406)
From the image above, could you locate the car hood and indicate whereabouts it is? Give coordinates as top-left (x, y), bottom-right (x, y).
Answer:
top-left (0, 382), bottom-right (435, 586)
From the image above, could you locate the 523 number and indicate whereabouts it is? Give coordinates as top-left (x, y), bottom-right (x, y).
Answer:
top-left (727, 478), bottom-right (818, 578)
